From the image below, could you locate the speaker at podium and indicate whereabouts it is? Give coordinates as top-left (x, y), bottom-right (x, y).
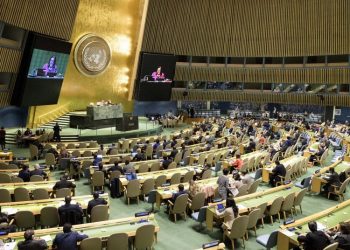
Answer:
top-left (116, 113), bottom-right (139, 131)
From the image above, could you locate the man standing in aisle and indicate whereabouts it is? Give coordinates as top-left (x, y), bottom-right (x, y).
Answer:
top-left (0, 127), bottom-right (5, 150)
top-left (53, 122), bottom-right (61, 142)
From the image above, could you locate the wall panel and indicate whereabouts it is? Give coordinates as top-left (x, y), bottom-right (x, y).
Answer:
top-left (142, 0), bottom-right (350, 57)
top-left (174, 65), bottom-right (350, 85)
top-left (0, 0), bottom-right (79, 40)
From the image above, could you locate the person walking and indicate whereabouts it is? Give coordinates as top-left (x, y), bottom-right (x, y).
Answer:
top-left (53, 122), bottom-right (61, 142)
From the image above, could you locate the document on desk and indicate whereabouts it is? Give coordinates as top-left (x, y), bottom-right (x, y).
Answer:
top-left (40, 235), bottom-right (52, 242)
top-left (237, 204), bottom-right (246, 210)
top-left (282, 229), bottom-right (295, 237)
top-left (316, 222), bottom-right (327, 231)
top-left (3, 242), bottom-right (17, 250)
top-left (2, 208), bottom-right (18, 215)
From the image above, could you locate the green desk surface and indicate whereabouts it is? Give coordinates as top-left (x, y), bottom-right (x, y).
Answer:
top-left (0, 194), bottom-right (109, 215)
top-left (282, 202), bottom-right (350, 242)
top-left (1, 216), bottom-right (159, 248)
top-left (238, 186), bottom-right (299, 209)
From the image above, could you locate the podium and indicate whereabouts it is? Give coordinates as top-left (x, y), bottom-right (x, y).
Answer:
top-left (116, 114), bottom-right (139, 131)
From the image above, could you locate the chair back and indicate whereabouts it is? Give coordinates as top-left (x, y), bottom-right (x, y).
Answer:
top-left (198, 154), bottom-right (206, 165)
top-left (247, 208), bottom-right (261, 229)
top-left (294, 188), bottom-right (307, 207)
top-left (173, 194), bottom-right (189, 214)
top-left (91, 205), bottom-right (109, 222)
top-left (40, 206), bottom-right (59, 228)
top-left (45, 153), bottom-right (56, 165)
top-left (0, 173), bottom-right (11, 183)
top-left (30, 175), bottom-right (44, 182)
top-left (14, 187), bottom-right (30, 201)
top-left (12, 176), bottom-right (23, 183)
top-left (196, 206), bottom-right (207, 223)
top-left (248, 179), bottom-right (261, 194)
top-left (338, 177), bottom-right (350, 194)
top-left (145, 145), bottom-right (153, 159)
top-left (32, 188), bottom-right (50, 200)
top-left (201, 169), bottom-right (212, 179)
top-left (138, 163), bottom-right (149, 173)
top-left (155, 175), bottom-right (166, 187)
top-left (56, 188), bottom-right (71, 198)
top-left (29, 144), bottom-right (39, 160)
top-left (7, 164), bottom-right (18, 170)
top-left (190, 192), bottom-right (206, 211)
top-left (147, 190), bottom-right (157, 204)
top-left (281, 192), bottom-right (295, 211)
top-left (323, 242), bottom-right (339, 250)
top-left (134, 224), bottom-right (156, 250)
top-left (66, 143), bottom-right (75, 149)
top-left (254, 169), bottom-right (262, 180)
top-left (168, 162), bottom-right (177, 169)
top-left (267, 196), bottom-right (284, 216)
top-left (150, 163), bottom-right (160, 172)
top-left (174, 152), bottom-right (182, 164)
top-left (236, 184), bottom-right (249, 197)
top-left (170, 173), bottom-right (181, 185)
top-left (126, 179), bottom-right (141, 198)
top-left (182, 171), bottom-right (194, 183)
top-left (0, 189), bottom-right (11, 202)
top-left (302, 176), bottom-right (312, 189)
top-left (15, 211), bottom-right (35, 229)
top-left (110, 170), bottom-right (121, 180)
top-left (78, 142), bottom-right (87, 148)
top-left (141, 178), bottom-right (155, 196)
top-left (107, 233), bottom-right (128, 250)
top-left (229, 215), bottom-right (249, 239)
top-left (265, 230), bottom-right (279, 248)
top-left (92, 171), bottom-right (105, 187)
top-left (80, 237), bottom-right (102, 250)
top-left (83, 150), bottom-right (92, 157)
top-left (71, 150), bottom-right (80, 158)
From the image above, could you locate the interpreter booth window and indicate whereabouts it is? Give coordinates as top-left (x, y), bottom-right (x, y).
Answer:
top-left (176, 55), bottom-right (191, 63)
top-left (306, 56), bottom-right (325, 65)
top-left (245, 57), bottom-right (264, 66)
top-left (0, 21), bottom-right (26, 50)
top-left (265, 57), bottom-right (283, 66)
top-left (191, 56), bottom-right (208, 65)
top-left (262, 83), bottom-right (272, 92)
top-left (209, 57), bottom-right (226, 65)
top-left (227, 57), bottom-right (244, 66)
top-left (339, 84), bottom-right (350, 94)
top-left (327, 54), bottom-right (349, 65)
top-left (284, 56), bottom-right (304, 65)
top-left (188, 81), bottom-right (206, 89)
top-left (244, 82), bottom-right (262, 91)
top-left (173, 81), bottom-right (186, 88)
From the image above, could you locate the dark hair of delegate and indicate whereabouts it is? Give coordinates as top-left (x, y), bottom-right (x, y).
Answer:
top-left (226, 198), bottom-right (239, 217)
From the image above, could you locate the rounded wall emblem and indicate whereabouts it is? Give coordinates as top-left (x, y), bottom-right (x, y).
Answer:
top-left (74, 34), bottom-right (111, 76)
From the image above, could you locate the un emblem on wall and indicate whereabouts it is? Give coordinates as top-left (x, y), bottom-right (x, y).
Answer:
top-left (74, 34), bottom-right (111, 76)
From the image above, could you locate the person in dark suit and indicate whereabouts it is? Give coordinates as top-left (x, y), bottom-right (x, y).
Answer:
top-left (161, 156), bottom-right (172, 170)
top-left (328, 222), bottom-right (350, 250)
top-left (87, 192), bottom-right (107, 215)
top-left (133, 148), bottom-right (145, 161)
top-left (52, 223), bottom-right (88, 250)
top-left (18, 165), bottom-right (30, 182)
top-left (107, 161), bottom-right (124, 175)
top-left (30, 164), bottom-right (48, 179)
top-left (53, 175), bottom-right (76, 191)
top-left (269, 160), bottom-right (286, 187)
top-left (169, 146), bottom-right (178, 159)
top-left (297, 221), bottom-right (331, 250)
top-left (245, 138), bottom-right (256, 153)
top-left (58, 196), bottom-right (83, 225)
top-left (171, 184), bottom-right (187, 203)
top-left (53, 122), bottom-right (61, 142)
top-left (17, 229), bottom-right (48, 250)
top-left (323, 167), bottom-right (341, 193)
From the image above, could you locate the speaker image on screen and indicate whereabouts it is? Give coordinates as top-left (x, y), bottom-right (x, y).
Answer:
top-left (11, 33), bottom-right (72, 106)
top-left (134, 53), bottom-right (176, 101)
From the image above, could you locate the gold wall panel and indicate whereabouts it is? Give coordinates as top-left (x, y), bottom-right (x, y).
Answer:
top-left (174, 65), bottom-right (350, 85)
top-left (0, 0), bottom-right (79, 40)
top-left (32, 0), bottom-right (146, 121)
top-left (0, 47), bottom-right (22, 72)
top-left (172, 89), bottom-right (350, 107)
top-left (142, 0), bottom-right (350, 57)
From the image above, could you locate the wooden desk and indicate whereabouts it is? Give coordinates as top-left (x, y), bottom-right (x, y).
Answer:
top-left (195, 243), bottom-right (226, 250)
top-left (223, 150), bottom-right (269, 170)
top-left (278, 199), bottom-right (350, 250)
top-left (205, 183), bottom-right (298, 231)
top-left (0, 168), bottom-right (51, 180)
top-left (119, 166), bottom-right (203, 187)
top-left (156, 177), bottom-right (218, 208)
top-left (0, 180), bottom-right (75, 194)
top-left (262, 155), bottom-right (305, 183)
top-left (310, 160), bottom-right (349, 193)
top-left (0, 151), bottom-right (13, 162)
top-left (0, 193), bottom-right (109, 215)
top-left (0, 214), bottom-right (159, 248)
top-left (302, 142), bottom-right (319, 158)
